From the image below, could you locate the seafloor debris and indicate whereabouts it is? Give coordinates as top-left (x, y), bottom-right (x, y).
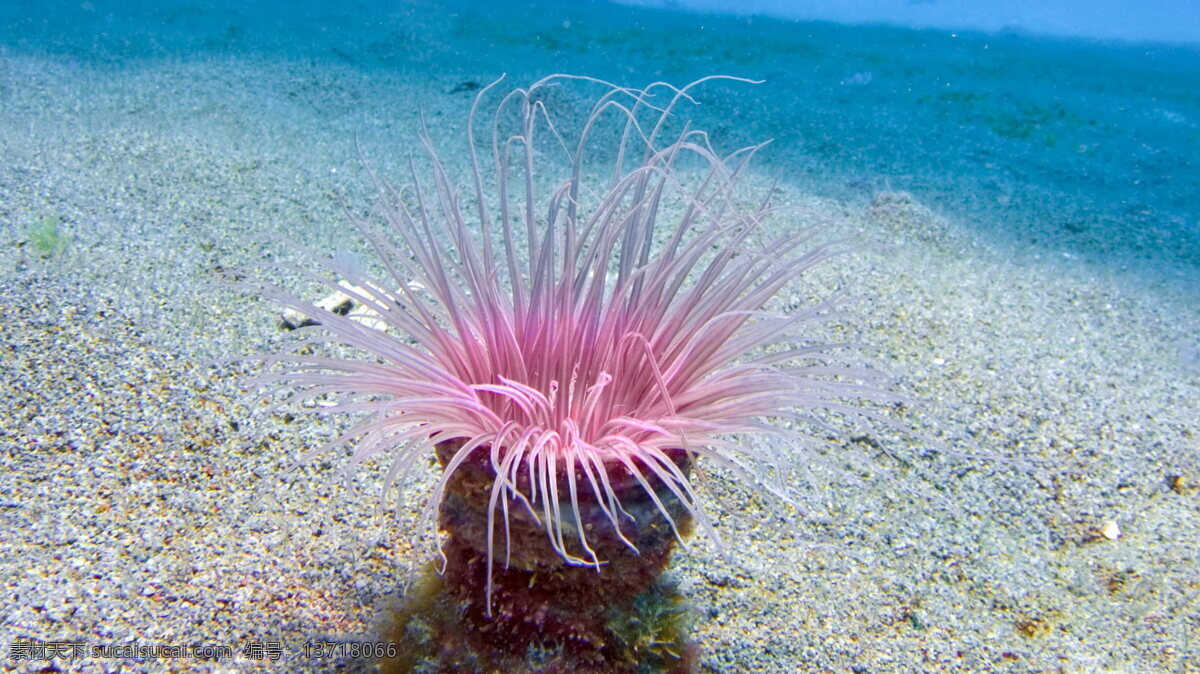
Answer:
top-left (278, 281), bottom-right (390, 332)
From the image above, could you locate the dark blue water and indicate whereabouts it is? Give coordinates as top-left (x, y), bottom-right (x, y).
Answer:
top-left (4, 0), bottom-right (1198, 278)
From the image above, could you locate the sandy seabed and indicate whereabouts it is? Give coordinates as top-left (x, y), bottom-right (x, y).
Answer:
top-left (1, 2), bottom-right (1198, 672)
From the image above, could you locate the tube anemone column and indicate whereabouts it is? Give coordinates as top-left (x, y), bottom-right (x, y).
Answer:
top-left (386, 439), bottom-right (697, 673)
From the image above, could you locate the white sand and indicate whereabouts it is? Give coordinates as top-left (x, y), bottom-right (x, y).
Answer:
top-left (1, 2), bottom-right (1198, 672)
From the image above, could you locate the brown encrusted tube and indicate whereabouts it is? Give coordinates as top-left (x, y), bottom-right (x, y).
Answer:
top-left (385, 439), bottom-right (696, 673)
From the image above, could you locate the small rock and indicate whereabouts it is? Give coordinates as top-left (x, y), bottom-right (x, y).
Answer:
top-left (1167, 473), bottom-right (1194, 495)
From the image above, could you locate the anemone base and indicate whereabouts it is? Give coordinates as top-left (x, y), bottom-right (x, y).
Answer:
top-left (381, 441), bottom-right (697, 673)
top-left (382, 564), bottom-right (695, 673)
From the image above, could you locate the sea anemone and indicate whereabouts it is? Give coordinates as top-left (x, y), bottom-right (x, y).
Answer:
top-left (250, 75), bottom-right (884, 671)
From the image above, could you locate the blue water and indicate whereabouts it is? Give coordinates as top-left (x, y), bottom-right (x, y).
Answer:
top-left (3, 0), bottom-right (1198, 278)
top-left (618, 0), bottom-right (1200, 45)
